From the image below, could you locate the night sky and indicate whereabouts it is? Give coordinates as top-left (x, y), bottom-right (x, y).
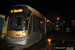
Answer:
top-left (0, 0), bottom-right (75, 22)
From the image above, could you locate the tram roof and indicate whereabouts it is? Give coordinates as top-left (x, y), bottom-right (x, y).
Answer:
top-left (12, 5), bottom-right (45, 17)
top-left (0, 14), bottom-right (5, 18)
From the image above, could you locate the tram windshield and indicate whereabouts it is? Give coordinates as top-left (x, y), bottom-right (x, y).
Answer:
top-left (8, 15), bottom-right (29, 31)
top-left (55, 24), bottom-right (60, 28)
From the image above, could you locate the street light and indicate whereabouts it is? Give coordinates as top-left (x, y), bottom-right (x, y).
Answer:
top-left (57, 17), bottom-right (59, 20)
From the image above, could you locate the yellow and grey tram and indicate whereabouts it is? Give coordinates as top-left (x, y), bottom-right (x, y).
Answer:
top-left (6, 5), bottom-right (53, 45)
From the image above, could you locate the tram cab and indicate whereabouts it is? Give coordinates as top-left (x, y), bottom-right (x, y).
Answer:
top-left (64, 21), bottom-right (72, 32)
top-left (54, 21), bottom-right (61, 32)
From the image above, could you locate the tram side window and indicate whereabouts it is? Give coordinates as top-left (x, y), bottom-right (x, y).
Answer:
top-left (40, 18), bottom-right (44, 32)
top-left (46, 22), bottom-right (50, 31)
top-left (46, 23), bottom-right (47, 28)
top-left (35, 16), bottom-right (39, 32)
top-left (25, 12), bottom-right (31, 30)
top-left (29, 16), bottom-right (32, 32)
top-left (33, 15), bottom-right (35, 32)
top-left (25, 17), bottom-right (29, 30)
top-left (3, 19), bottom-right (6, 27)
top-left (38, 17), bottom-right (40, 31)
top-left (42, 19), bottom-right (45, 32)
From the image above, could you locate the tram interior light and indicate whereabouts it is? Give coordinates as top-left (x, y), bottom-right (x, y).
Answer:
top-left (40, 21), bottom-right (42, 23)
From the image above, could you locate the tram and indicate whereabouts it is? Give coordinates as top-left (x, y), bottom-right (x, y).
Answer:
top-left (46, 19), bottom-right (54, 33)
top-left (64, 21), bottom-right (72, 32)
top-left (54, 21), bottom-right (61, 32)
top-left (0, 15), bottom-right (8, 39)
top-left (6, 5), bottom-right (54, 45)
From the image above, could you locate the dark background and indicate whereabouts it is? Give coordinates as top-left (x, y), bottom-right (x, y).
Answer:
top-left (0, 0), bottom-right (75, 22)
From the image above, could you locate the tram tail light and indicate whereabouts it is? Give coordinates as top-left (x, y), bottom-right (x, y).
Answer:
top-left (62, 40), bottom-right (65, 44)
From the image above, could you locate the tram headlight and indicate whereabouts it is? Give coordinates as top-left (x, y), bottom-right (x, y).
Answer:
top-left (22, 32), bottom-right (26, 36)
top-left (22, 30), bottom-right (27, 37)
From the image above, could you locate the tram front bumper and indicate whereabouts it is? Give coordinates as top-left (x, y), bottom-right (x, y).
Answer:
top-left (6, 36), bottom-right (28, 45)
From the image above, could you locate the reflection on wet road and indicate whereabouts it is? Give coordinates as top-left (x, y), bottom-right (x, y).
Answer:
top-left (23, 38), bottom-right (59, 50)
top-left (52, 40), bottom-right (75, 50)
top-left (23, 31), bottom-right (75, 50)
top-left (0, 31), bottom-right (75, 50)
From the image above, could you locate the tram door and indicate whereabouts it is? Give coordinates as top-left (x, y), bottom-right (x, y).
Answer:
top-left (0, 17), bottom-right (4, 38)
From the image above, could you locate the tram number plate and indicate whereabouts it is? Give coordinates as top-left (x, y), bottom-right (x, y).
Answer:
top-left (16, 34), bottom-right (21, 36)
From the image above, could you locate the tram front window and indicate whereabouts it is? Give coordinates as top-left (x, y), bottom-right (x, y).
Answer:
top-left (17, 17), bottom-right (22, 26)
top-left (56, 25), bottom-right (58, 27)
top-left (8, 15), bottom-right (28, 30)
top-left (55, 25), bottom-right (60, 28)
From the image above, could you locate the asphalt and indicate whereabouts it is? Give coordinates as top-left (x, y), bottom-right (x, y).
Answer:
top-left (0, 31), bottom-right (75, 50)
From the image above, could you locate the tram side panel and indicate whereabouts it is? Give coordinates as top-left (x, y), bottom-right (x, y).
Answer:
top-left (2, 16), bottom-right (9, 38)
top-left (27, 15), bottom-right (37, 44)
top-left (27, 15), bottom-right (46, 44)
top-left (0, 15), bottom-right (8, 39)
